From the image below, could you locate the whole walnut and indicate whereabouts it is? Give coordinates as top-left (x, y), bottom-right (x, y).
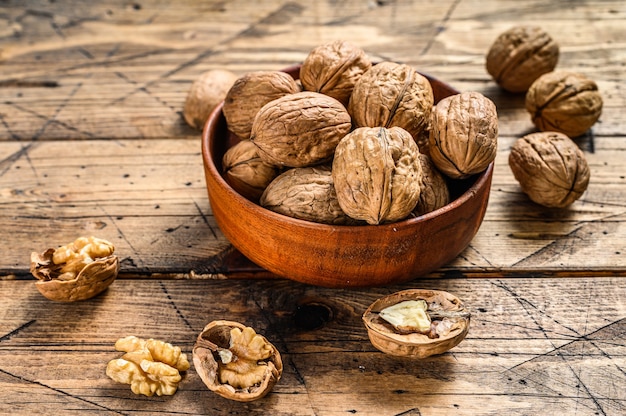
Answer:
top-left (222, 140), bottom-right (281, 202)
top-left (525, 71), bottom-right (603, 138)
top-left (429, 91), bottom-right (498, 179)
top-left (486, 25), bottom-right (559, 93)
top-left (260, 166), bottom-right (353, 225)
top-left (183, 69), bottom-right (238, 130)
top-left (348, 61), bottom-right (434, 140)
top-left (413, 154), bottom-right (450, 217)
top-left (250, 91), bottom-right (352, 168)
top-left (222, 71), bottom-right (300, 140)
top-left (332, 126), bottom-right (423, 225)
top-left (300, 40), bottom-right (372, 107)
top-left (509, 131), bottom-right (590, 208)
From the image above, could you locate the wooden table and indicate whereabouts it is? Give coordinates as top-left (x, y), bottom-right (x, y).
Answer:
top-left (1, 1), bottom-right (624, 414)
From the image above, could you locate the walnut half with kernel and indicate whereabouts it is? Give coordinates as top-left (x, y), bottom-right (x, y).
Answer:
top-left (30, 236), bottom-right (119, 302)
top-left (193, 320), bottom-right (283, 402)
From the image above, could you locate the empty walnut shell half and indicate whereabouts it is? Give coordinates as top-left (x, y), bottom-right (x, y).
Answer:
top-left (363, 289), bottom-right (470, 358)
top-left (193, 320), bottom-right (283, 402)
top-left (30, 236), bottom-right (119, 302)
top-left (525, 70), bottom-right (603, 138)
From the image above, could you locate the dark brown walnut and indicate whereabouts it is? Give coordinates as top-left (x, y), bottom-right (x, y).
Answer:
top-left (412, 153), bottom-right (450, 217)
top-left (332, 126), bottom-right (422, 225)
top-left (429, 91), bottom-right (498, 179)
top-left (486, 25), bottom-right (559, 93)
top-left (260, 166), bottom-right (354, 225)
top-left (509, 131), bottom-right (590, 208)
top-left (363, 289), bottom-right (471, 358)
top-left (30, 236), bottom-right (119, 302)
top-left (183, 69), bottom-right (238, 130)
top-left (525, 70), bottom-right (603, 138)
top-left (193, 320), bottom-right (283, 402)
top-left (300, 39), bottom-right (372, 107)
top-left (348, 61), bottom-right (434, 140)
top-left (250, 91), bottom-right (352, 168)
top-left (222, 140), bottom-right (282, 202)
top-left (222, 71), bottom-right (300, 140)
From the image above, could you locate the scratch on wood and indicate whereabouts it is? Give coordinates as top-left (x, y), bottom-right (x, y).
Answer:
top-left (0, 320), bottom-right (36, 342)
top-left (158, 281), bottom-right (194, 331)
top-left (420, 0), bottom-right (461, 56)
top-left (192, 199), bottom-right (218, 239)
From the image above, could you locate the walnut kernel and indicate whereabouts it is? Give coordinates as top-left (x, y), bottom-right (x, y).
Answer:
top-left (183, 69), bottom-right (238, 130)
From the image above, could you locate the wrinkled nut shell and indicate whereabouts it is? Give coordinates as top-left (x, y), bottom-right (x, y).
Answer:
top-left (429, 91), bottom-right (498, 179)
top-left (363, 289), bottom-right (470, 358)
top-left (525, 70), bottom-right (603, 138)
top-left (300, 39), bottom-right (372, 106)
top-left (509, 131), bottom-right (590, 208)
top-left (486, 25), bottom-right (559, 93)
top-left (251, 91), bottom-right (352, 167)
top-left (183, 69), bottom-right (238, 130)
top-left (413, 153), bottom-right (450, 217)
top-left (193, 320), bottom-right (283, 402)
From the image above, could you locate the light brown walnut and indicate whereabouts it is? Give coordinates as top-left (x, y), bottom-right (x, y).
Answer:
top-left (508, 131), bottom-right (590, 208)
top-left (183, 69), bottom-right (238, 130)
top-left (413, 153), bottom-right (450, 217)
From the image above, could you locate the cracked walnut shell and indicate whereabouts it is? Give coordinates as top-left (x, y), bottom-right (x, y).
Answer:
top-left (429, 91), bottom-right (498, 179)
top-left (332, 126), bottom-right (422, 225)
top-left (30, 236), bottom-right (119, 302)
top-left (193, 320), bottom-right (283, 402)
top-left (486, 25), bottom-right (559, 93)
top-left (363, 289), bottom-right (471, 358)
top-left (525, 70), bottom-right (603, 138)
top-left (509, 131), bottom-right (590, 208)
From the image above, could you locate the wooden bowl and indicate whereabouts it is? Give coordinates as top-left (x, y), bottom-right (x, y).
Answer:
top-left (201, 65), bottom-right (493, 288)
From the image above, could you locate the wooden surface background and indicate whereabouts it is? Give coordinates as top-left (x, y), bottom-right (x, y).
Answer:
top-left (0, 0), bottom-right (625, 415)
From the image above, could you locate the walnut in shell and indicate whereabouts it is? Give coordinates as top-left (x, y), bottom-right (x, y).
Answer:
top-left (508, 131), bottom-right (590, 208)
top-left (222, 71), bottom-right (300, 140)
top-left (486, 25), bottom-right (559, 93)
top-left (429, 91), bottom-right (498, 179)
top-left (222, 140), bottom-right (282, 202)
top-left (300, 40), bottom-right (372, 107)
top-left (30, 236), bottom-right (119, 302)
top-left (332, 126), bottom-right (422, 225)
top-left (250, 91), bottom-right (352, 168)
top-left (362, 289), bottom-right (471, 358)
top-left (183, 69), bottom-right (238, 130)
top-left (413, 153), bottom-right (450, 217)
top-left (260, 166), bottom-right (353, 225)
top-left (193, 320), bottom-right (283, 402)
top-left (348, 61), bottom-right (434, 140)
top-left (525, 71), bottom-right (603, 138)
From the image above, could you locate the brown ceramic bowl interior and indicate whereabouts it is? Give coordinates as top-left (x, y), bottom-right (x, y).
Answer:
top-left (201, 64), bottom-right (493, 288)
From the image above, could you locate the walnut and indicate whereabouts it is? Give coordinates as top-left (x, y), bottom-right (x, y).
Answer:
top-left (429, 91), bottom-right (498, 179)
top-left (250, 91), bottom-right (352, 168)
top-left (106, 336), bottom-right (189, 396)
top-left (525, 70), bottom-right (603, 138)
top-left (260, 166), bottom-right (353, 225)
top-left (508, 131), bottom-right (590, 208)
top-left (222, 71), bottom-right (300, 140)
top-left (413, 153), bottom-right (450, 216)
top-left (486, 25), bottom-right (559, 93)
top-left (348, 61), bottom-right (434, 140)
top-left (362, 289), bottom-right (471, 358)
top-left (222, 140), bottom-right (282, 202)
top-left (193, 320), bottom-right (283, 402)
top-left (30, 236), bottom-right (119, 302)
top-left (183, 69), bottom-right (238, 130)
top-left (332, 126), bottom-right (422, 225)
top-left (300, 39), bottom-right (372, 107)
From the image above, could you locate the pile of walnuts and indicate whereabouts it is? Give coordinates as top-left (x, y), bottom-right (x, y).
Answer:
top-left (219, 40), bottom-right (498, 225)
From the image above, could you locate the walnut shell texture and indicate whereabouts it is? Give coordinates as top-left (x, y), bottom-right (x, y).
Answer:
top-left (251, 91), bottom-right (352, 168)
top-left (486, 25), bottom-right (559, 93)
top-left (183, 69), bottom-right (238, 130)
top-left (509, 131), bottom-right (590, 208)
top-left (332, 126), bottom-right (422, 225)
top-left (222, 140), bottom-right (281, 202)
top-left (260, 166), bottom-right (353, 225)
top-left (429, 91), bottom-right (498, 179)
top-left (525, 71), bottom-right (603, 138)
top-left (363, 289), bottom-right (470, 358)
top-left (300, 39), bottom-right (372, 107)
top-left (222, 71), bottom-right (300, 140)
top-left (413, 153), bottom-right (450, 217)
top-left (348, 61), bottom-right (434, 140)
